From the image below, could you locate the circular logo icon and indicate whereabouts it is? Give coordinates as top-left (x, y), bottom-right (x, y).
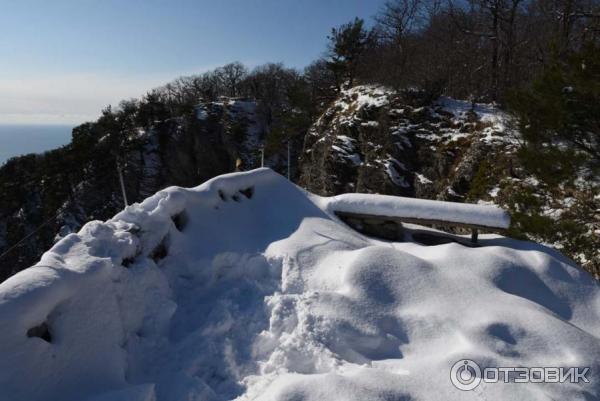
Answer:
top-left (451, 359), bottom-right (482, 391)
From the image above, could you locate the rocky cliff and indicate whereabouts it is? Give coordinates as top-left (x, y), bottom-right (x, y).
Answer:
top-left (300, 85), bottom-right (600, 278)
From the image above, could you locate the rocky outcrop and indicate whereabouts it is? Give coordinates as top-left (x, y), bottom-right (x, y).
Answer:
top-left (299, 86), bottom-right (511, 199)
top-left (299, 85), bottom-right (600, 279)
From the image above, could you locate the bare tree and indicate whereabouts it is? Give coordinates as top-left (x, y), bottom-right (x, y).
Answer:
top-left (376, 0), bottom-right (425, 41)
top-left (217, 62), bottom-right (248, 97)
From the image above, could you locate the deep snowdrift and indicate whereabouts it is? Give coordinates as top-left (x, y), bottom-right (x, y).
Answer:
top-left (0, 168), bottom-right (599, 401)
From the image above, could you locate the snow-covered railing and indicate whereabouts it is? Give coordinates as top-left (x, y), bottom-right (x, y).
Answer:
top-left (326, 194), bottom-right (510, 243)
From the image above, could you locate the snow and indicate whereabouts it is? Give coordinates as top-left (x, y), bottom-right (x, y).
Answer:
top-left (416, 173), bottom-right (433, 185)
top-left (350, 86), bottom-right (390, 110)
top-left (436, 97), bottom-right (505, 128)
top-left (332, 86), bottom-right (392, 124)
top-left (1, 168), bottom-right (599, 401)
top-left (489, 186), bottom-right (501, 198)
top-left (335, 135), bottom-right (355, 146)
top-left (383, 160), bottom-right (409, 188)
top-left (525, 176), bottom-right (541, 187)
top-left (332, 136), bottom-right (362, 166)
top-left (196, 105), bottom-right (208, 120)
top-left (434, 96), bottom-right (519, 145)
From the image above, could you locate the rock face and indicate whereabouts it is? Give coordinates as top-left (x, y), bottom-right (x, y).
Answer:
top-left (300, 86), bottom-right (409, 196)
top-left (300, 85), bottom-right (600, 278)
top-left (0, 99), bottom-right (267, 281)
top-left (300, 86), bottom-right (511, 200)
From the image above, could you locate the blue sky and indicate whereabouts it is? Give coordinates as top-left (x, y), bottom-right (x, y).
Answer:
top-left (0, 0), bottom-right (386, 125)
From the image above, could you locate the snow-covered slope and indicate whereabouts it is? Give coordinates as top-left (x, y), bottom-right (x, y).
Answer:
top-left (1, 168), bottom-right (599, 401)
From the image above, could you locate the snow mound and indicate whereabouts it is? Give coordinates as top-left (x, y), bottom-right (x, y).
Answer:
top-left (1, 168), bottom-right (599, 401)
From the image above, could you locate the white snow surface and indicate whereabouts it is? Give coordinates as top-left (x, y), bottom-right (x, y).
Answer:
top-left (1, 168), bottom-right (599, 401)
top-left (436, 97), bottom-right (505, 128)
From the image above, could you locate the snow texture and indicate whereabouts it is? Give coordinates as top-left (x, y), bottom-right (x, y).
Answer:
top-left (0, 168), bottom-right (598, 401)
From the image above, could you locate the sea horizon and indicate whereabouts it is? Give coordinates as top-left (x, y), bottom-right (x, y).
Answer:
top-left (0, 124), bottom-right (74, 166)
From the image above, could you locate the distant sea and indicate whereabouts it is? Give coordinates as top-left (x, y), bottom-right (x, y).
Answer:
top-left (0, 124), bottom-right (74, 166)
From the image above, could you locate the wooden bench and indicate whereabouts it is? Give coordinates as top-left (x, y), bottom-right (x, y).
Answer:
top-left (328, 194), bottom-right (511, 244)
top-left (336, 211), bottom-right (509, 244)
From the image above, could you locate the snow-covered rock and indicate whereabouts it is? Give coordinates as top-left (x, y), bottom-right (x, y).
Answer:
top-left (299, 85), bottom-right (515, 199)
top-left (0, 168), bottom-right (599, 401)
top-left (299, 85), bottom-right (600, 279)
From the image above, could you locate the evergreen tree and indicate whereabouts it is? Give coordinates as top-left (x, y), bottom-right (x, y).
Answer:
top-left (509, 43), bottom-right (600, 183)
top-left (326, 18), bottom-right (370, 90)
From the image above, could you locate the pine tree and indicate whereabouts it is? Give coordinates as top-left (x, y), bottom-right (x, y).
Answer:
top-left (326, 18), bottom-right (370, 90)
top-left (508, 43), bottom-right (600, 183)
